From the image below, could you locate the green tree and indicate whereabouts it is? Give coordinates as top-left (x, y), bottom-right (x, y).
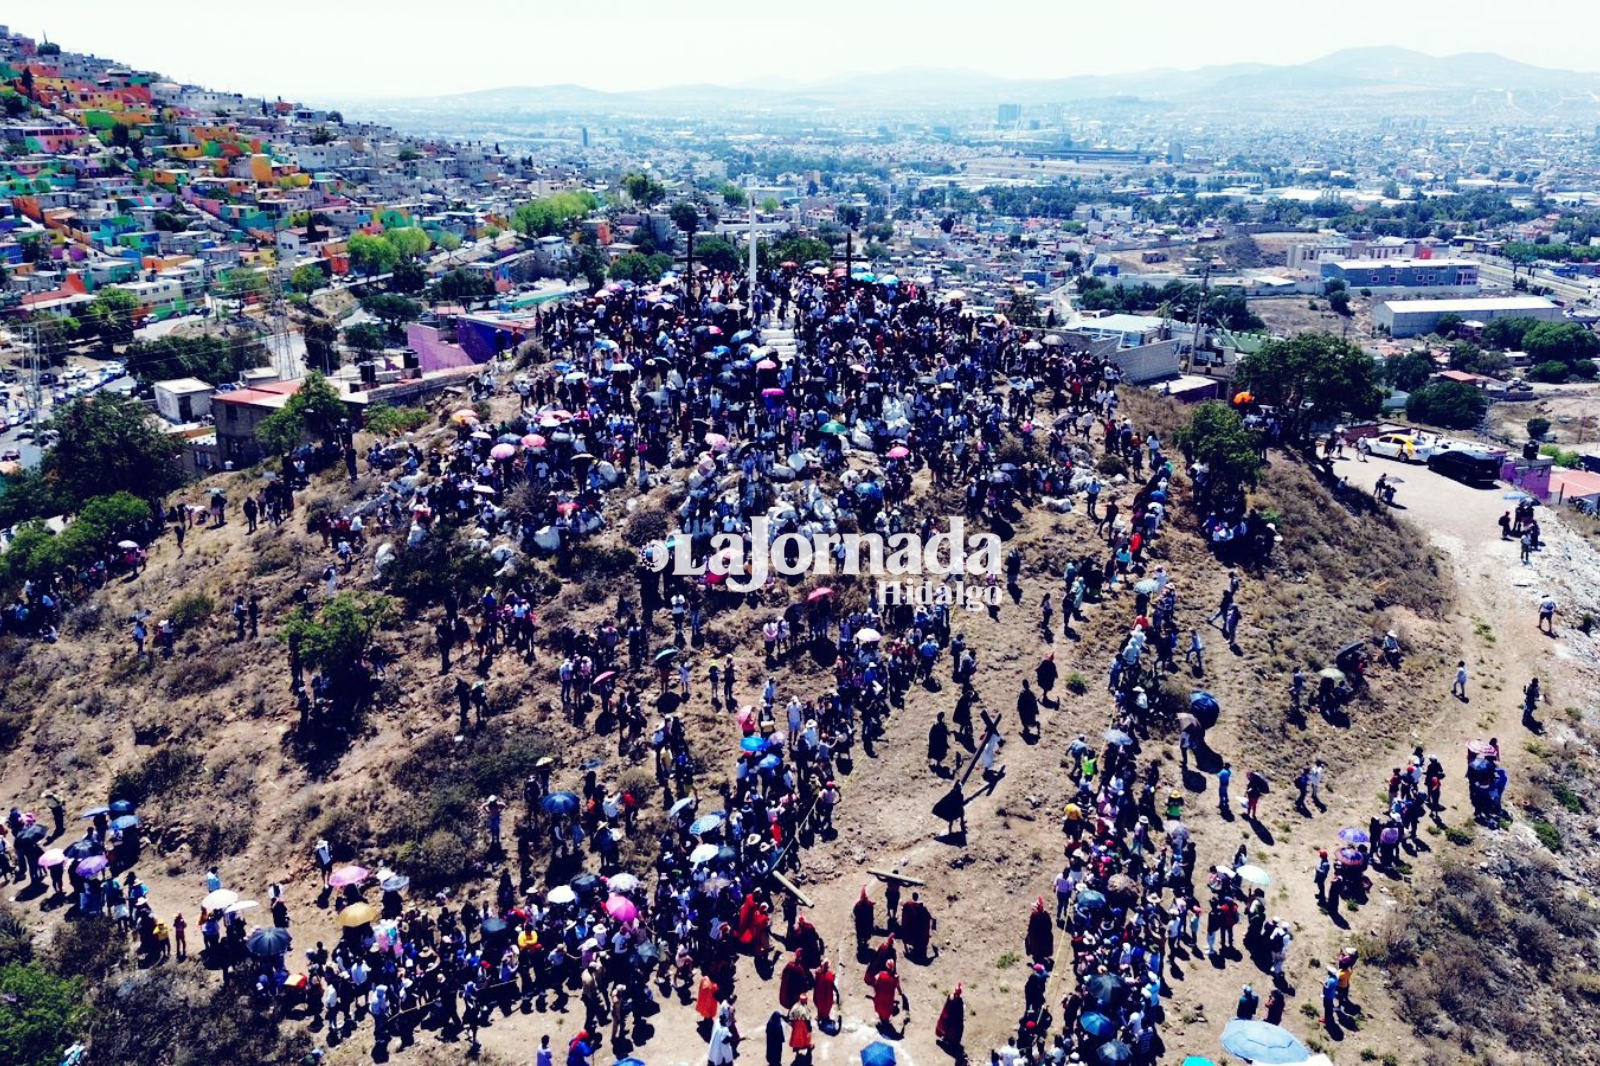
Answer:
top-left (720, 184), bottom-right (747, 208)
top-left (1526, 416), bottom-right (1551, 440)
top-left (381, 226), bottom-right (431, 261)
top-left (1527, 359), bottom-right (1576, 383)
top-left (1176, 401), bottom-right (1263, 498)
top-left (694, 236), bottom-right (740, 273)
top-left (436, 231), bottom-right (463, 253)
top-left (346, 231), bottom-right (399, 277)
top-left (389, 260), bottom-right (427, 294)
top-left (608, 252), bottom-right (673, 285)
top-left (1384, 352), bottom-right (1437, 391)
top-left (124, 333), bottom-right (266, 385)
top-left (760, 196), bottom-right (780, 212)
top-left (1523, 321), bottom-right (1600, 366)
top-left (304, 318), bottom-right (340, 374)
top-left (55, 491), bottom-right (152, 565)
top-left (255, 372), bottom-right (348, 453)
top-left (511, 191), bottom-right (598, 238)
top-left (1328, 289), bottom-right (1351, 317)
top-left (217, 268), bottom-right (268, 308)
top-left (342, 322), bottom-right (387, 359)
top-left (279, 592), bottom-right (396, 695)
top-left (1005, 290), bottom-right (1041, 327)
top-left (1406, 381), bottom-right (1489, 429)
top-left (436, 268), bottom-right (494, 308)
top-left (360, 293), bottom-right (422, 332)
top-left (86, 287), bottom-right (139, 347)
top-left (621, 173), bottom-right (666, 210)
top-left (0, 962), bottom-right (88, 1066)
top-left (289, 263), bottom-right (326, 295)
top-left (1434, 312), bottom-right (1463, 337)
top-left (43, 393), bottom-right (181, 510)
top-left (364, 404), bottom-right (431, 436)
top-left (573, 244), bottom-right (608, 291)
top-left (1233, 332), bottom-right (1381, 441)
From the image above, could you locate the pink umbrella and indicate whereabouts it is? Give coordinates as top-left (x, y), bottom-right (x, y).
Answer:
top-left (806, 587), bottom-right (834, 603)
top-left (756, 359), bottom-right (778, 370)
top-left (522, 433), bottom-right (547, 449)
top-left (75, 855), bottom-right (109, 877)
top-left (762, 387), bottom-right (785, 398)
top-left (39, 848), bottom-right (67, 868)
top-left (490, 443), bottom-right (517, 460)
top-left (887, 445), bottom-right (910, 460)
top-left (329, 865), bottom-right (369, 889)
top-left (736, 706), bottom-right (757, 734)
top-left (594, 670), bottom-right (617, 685)
top-left (704, 432), bottom-right (729, 453)
top-left (604, 895), bottom-right (639, 923)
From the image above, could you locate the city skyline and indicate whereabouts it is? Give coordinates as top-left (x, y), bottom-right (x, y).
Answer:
top-left (19, 0), bottom-right (1600, 102)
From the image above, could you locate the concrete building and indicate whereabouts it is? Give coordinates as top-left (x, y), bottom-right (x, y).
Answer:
top-left (153, 377), bottom-right (213, 423)
top-left (211, 379), bottom-right (303, 467)
top-left (1375, 296), bottom-right (1562, 338)
top-left (1321, 257), bottom-right (1478, 296)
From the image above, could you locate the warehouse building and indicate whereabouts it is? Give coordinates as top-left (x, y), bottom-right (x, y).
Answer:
top-left (1375, 295), bottom-right (1562, 337)
top-left (1322, 257), bottom-right (1479, 296)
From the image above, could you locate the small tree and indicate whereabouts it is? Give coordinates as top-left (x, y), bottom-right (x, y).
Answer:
top-left (256, 372), bottom-right (348, 454)
top-left (279, 592), bottom-right (396, 696)
top-left (343, 322), bottom-right (387, 359)
top-left (360, 293), bottom-right (422, 333)
top-left (1406, 381), bottom-right (1489, 429)
top-left (304, 318), bottom-right (340, 374)
top-left (1177, 401), bottom-right (1263, 500)
top-left (1526, 416), bottom-right (1551, 441)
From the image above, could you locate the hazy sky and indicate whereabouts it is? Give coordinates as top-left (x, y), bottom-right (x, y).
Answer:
top-left (17, 0), bottom-right (1600, 101)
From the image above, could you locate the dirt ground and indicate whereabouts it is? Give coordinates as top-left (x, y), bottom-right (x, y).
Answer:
top-left (4, 385), bottom-right (1598, 1066)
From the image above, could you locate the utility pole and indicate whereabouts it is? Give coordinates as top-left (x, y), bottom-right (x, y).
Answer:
top-left (23, 323), bottom-right (42, 440)
top-left (746, 186), bottom-right (759, 328)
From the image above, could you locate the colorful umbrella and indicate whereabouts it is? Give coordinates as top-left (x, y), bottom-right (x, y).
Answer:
top-left (543, 791), bottom-right (580, 816)
top-left (490, 443), bottom-right (517, 460)
top-left (247, 927), bottom-right (292, 957)
top-left (380, 875), bottom-right (410, 893)
top-left (689, 813), bottom-right (726, 836)
top-left (1219, 1019), bottom-right (1309, 1064)
top-left (690, 843), bottom-right (719, 865)
top-left (886, 445), bottom-right (910, 459)
top-left (1338, 827), bottom-right (1369, 845)
top-left (75, 855), bottom-right (109, 877)
top-left (806, 587), bottom-right (834, 602)
top-left (329, 865), bottom-right (369, 889)
top-left (605, 895), bottom-right (639, 922)
top-left (112, 815), bottom-right (140, 831)
top-left (339, 902), bottom-right (380, 927)
top-left (522, 433), bottom-right (547, 449)
top-left (607, 873), bottom-right (641, 894)
top-left (38, 849), bottom-right (67, 869)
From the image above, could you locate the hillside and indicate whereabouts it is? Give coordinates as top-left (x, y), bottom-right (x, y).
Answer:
top-left (4, 353), bottom-right (1598, 1066)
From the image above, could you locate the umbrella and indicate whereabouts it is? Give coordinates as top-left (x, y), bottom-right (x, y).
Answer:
top-left (606, 895), bottom-right (639, 922)
top-left (81, 806), bottom-right (111, 819)
top-left (608, 873), bottom-right (641, 894)
top-left (1337, 847), bottom-right (1365, 867)
top-left (689, 812), bottom-right (726, 836)
top-left (329, 865), bottom-right (369, 889)
top-left (654, 647), bottom-right (679, 664)
top-left (117, 539), bottom-right (140, 550)
top-left (807, 587), bottom-right (834, 603)
top-left (543, 791), bottom-right (581, 816)
top-left (670, 797), bottom-right (697, 817)
top-left (470, 429), bottom-right (494, 441)
top-left (1182, 1059), bottom-right (1217, 1066)
top-left (569, 872), bottom-right (601, 897)
top-left (1080, 1012), bottom-right (1116, 1039)
top-left (740, 736), bottom-right (767, 753)
top-left (202, 889), bottom-right (239, 911)
top-left (381, 875), bottom-right (410, 893)
top-left (616, 1059), bottom-right (647, 1066)
top-left (339, 902), bottom-right (380, 927)
top-left (1318, 667), bottom-right (1345, 681)
top-left (886, 445), bottom-right (910, 459)
top-left (225, 900), bottom-right (259, 914)
top-left (481, 917), bottom-right (510, 939)
top-left (820, 421), bottom-right (848, 435)
top-left (247, 928), bottom-right (292, 957)
top-left (757, 754), bottom-right (782, 772)
top-left (861, 1041), bottom-right (897, 1066)
top-left (1104, 728), bottom-right (1133, 746)
top-left (38, 849), bottom-right (67, 869)
top-left (1338, 827), bottom-right (1370, 845)
top-left (16, 825), bottom-right (46, 844)
top-left (855, 628), bottom-right (883, 643)
top-left (630, 941), bottom-right (662, 965)
top-left (690, 843), bottom-right (720, 865)
top-left (1220, 1019), bottom-right (1310, 1064)
top-left (547, 886), bottom-right (577, 905)
top-left (75, 855), bottom-right (109, 877)
top-left (1133, 578), bottom-right (1159, 595)
top-left (109, 801), bottom-right (136, 815)
top-left (1097, 1043), bottom-right (1133, 1065)
top-left (1085, 973), bottom-right (1121, 1006)
top-left (522, 433), bottom-right (547, 449)
top-left (1077, 889), bottom-right (1107, 911)
top-left (1237, 864), bottom-right (1272, 887)
top-left (1466, 739), bottom-right (1499, 757)
top-left (490, 443), bottom-right (517, 460)
top-left (594, 670), bottom-right (617, 686)
top-left (112, 815), bottom-right (140, 831)
top-left (1190, 692), bottom-right (1220, 716)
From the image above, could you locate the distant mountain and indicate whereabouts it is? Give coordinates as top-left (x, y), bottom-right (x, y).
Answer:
top-left (343, 47), bottom-right (1600, 123)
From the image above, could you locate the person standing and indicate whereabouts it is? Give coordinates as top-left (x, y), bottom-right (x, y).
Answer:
top-left (1308, 759), bottom-right (1325, 807)
top-left (1217, 762), bottom-right (1232, 814)
top-left (1538, 594), bottom-right (1558, 634)
top-left (1314, 851), bottom-right (1330, 908)
top-left (927, 712), bottom-right (950, 773)
top-left (1451, 660), bottom-right (1468, 701)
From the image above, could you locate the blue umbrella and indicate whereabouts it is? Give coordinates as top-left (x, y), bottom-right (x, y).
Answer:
top-left (615, 1059), bottom-right (647, 1066)
top-left (740, 736), bottom-right (767, 753)
top-left (689, 812), bottom-right (725, 836)
top-left (1096, 1044), bottom-right (1132, 1066)
top-left (1220, 1019), bottom-right (1310, 1064)
top-left (1182, 1059), bottom-right (1217, 1066)
top-left (542, 791), bottom-right (580, 816)
top-left (757, 754), bottom-right (781, 772)
top-left (112, 815), bottom-right (140, 831)
top-left (731, 331), bottom-right (755, 344)
top-left (81, 806), bottom-right (111, 819)
top-left (861, 1042), bottom-right (897, 1066)
top-left (1338, 827), bottom-right (1369, 845)
top-left (109, 800), bottom-right (136, 815)
top-left (1080, 1012), bottom-right (1116, 1038)
top-left (1076, 889), bottom-right (1107, 910)
top-left (1189, 692), bottom-right (1220, 716)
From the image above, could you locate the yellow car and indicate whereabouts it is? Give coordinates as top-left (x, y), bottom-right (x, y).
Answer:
top-left (1367, 434), bottom-right (1423, 462)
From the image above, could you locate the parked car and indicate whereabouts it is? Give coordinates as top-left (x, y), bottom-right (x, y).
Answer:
top-left (1428, 449), bottom-right (1501, 485)
top-left (1367, 434), bottom-right (1429, 462)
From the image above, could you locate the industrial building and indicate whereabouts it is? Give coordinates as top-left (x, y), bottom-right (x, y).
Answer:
top-left (1374, 296), bottom-right (1562, 338)
top-left (1321, 257), bottom-right (1479, 296)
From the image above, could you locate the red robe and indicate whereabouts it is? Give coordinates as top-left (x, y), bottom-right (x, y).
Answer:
top-left (748, 909), bottom-right (772, 955)
top-left (778, 958), bottom-right (809, 1009)
top-left (1025, 905), bottom-right (1054, 961)
top-left (814, 966), bottom-right (837, 1020)
top-left (936, 990), bottom-right (965, 1044)
top-left (872, 969), bottom-right (901, 1021)
top-left (736, 894), bottom-right (760, 944)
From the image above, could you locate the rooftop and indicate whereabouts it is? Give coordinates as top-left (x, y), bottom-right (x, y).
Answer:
top-left (1378, 296), bottom-right (1558, 313)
